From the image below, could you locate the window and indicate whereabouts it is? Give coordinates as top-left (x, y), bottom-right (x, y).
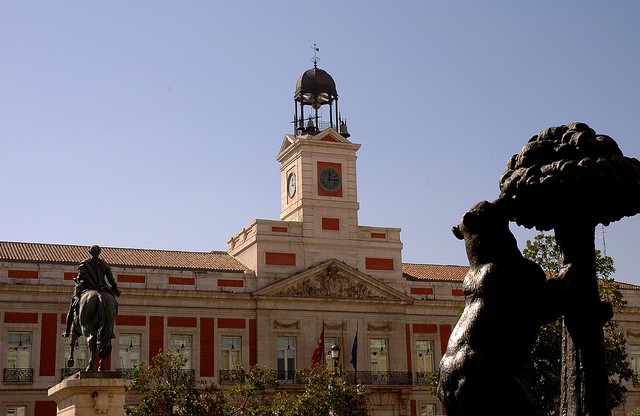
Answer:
top-left (170, 335), bottom-right (193, 369)
top-left (276, 337), bottom-right (296, 381)
top-left (119, 334), bottom-right (141, 370)
top-left (4, 333), bottom-right (32, 382)
top-left (7, 333), bottom-right (31, 370)
top-left (630, 345), bottom-right (640, 385)
top-left (416, 340), bottom-right (434, 383)
top-left (5, 406), bottom-right (26, 416)
top-left (220, 336), bottom-right (241, 370)
top-left (370, 339), bottom-right (388, 372)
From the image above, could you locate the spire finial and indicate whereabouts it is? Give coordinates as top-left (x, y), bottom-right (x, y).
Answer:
top-left (311, 43), bottom-right (320, 67)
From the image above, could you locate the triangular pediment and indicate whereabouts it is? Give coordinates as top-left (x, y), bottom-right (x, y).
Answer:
top-left (277, 129), bottom-right (354, 160)
top-left (253, 259), bottom-right (412, 302)
top-left (310, 128), bottom-right (352, 144)
top-left (278, 134), bottom-right (297, 156)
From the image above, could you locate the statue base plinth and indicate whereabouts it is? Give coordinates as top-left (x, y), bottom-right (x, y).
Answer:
top-left (48, 371), bottom-right (127, 416)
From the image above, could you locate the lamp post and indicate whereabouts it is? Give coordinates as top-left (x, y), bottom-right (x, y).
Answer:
top-left (330, 343), bottom-right (340, 376)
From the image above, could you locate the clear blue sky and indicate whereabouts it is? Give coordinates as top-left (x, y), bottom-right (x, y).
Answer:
top-left (2, 2), bottom-right (640, 283)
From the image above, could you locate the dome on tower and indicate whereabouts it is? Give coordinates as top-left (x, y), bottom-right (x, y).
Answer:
top-left (294, 66), bottom-right (338, 107)
top-left (291, 48), bottom-right (346, 137)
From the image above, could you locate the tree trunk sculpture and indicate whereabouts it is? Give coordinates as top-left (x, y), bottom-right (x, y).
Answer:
top-left (499, 123), bottom-right (640, 415)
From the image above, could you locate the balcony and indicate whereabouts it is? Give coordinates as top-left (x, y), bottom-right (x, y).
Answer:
top-left (118, 368), bottom-right (134, 379)
top-left (60, 368), bottom-right (83, 380)
top-left (342, 371), bottom-right (412, 386)
top-left (277, 370), bottom-right (302, 384)
top-left (220, 369), bottom-right (246, 383)
top-left (416, 372), bottom-right (437, 385)
top-left (3, 368), bottom-right (33, 383)
top-left (61, 368), bottom-right (192, 381)
top-left (274, 370), bottom-right (413, 386)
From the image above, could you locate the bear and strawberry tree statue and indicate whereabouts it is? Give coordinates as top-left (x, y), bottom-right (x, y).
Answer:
top-left (439, 122), bottom-right (640, 416)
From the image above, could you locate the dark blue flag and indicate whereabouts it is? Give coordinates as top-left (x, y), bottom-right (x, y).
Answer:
top-left (350, 329), bottom-right (358, 372)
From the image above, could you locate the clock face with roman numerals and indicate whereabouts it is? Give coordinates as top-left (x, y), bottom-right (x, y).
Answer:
top-left (318, 167), bottom-right (341, 192)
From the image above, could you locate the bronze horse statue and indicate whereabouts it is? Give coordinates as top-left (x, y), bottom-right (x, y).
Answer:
top-left (67, 289), bottom-right (118, 372)
top-left (64, 245), bottom-right (120, 372)
top-left (67, 289), bottom-right (118, 371)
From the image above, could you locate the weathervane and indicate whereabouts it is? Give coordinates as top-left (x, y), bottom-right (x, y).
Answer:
top-left (311, 43), bottom-right (319, 67)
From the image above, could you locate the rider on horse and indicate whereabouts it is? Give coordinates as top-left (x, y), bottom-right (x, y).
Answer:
top-left (62, 245), bottom-right (121, 338)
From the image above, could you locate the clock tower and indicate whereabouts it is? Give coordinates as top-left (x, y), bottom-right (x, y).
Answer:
top-left (229, 60), bottom-right (403, 288)
top-left (277, 60), bottom-right (361, 240)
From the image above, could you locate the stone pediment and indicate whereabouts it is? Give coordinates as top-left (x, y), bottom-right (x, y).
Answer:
top-left (309, 128), bottom-right (351, 144)
top-left (253, 260), bottom-right (412, 302)
top-left (277, 129), bottom-right (357, 160)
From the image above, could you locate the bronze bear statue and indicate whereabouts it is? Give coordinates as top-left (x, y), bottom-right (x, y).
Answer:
top-left (437, 199), bottom-right (560, 416)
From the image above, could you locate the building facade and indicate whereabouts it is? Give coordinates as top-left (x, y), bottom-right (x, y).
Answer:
top-left (3, 65), bottom-right (640, 416)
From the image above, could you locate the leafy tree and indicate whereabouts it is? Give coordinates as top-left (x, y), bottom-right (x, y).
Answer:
top-left (124, 349), bottom-right (225, 416)
top-left (224, 365), bottom-right (279, 416)
top-left (124, 350), bottom-right (369, 415)
top-left (522, 232), bottom-right (633, 415)
top-left (271, 367), bottom-right (368, 416)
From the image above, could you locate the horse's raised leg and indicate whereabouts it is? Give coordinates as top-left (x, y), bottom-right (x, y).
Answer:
top-left (85, 335), bottom-right (97, 372)
top-left (67, 334), bottom-right (78, 368)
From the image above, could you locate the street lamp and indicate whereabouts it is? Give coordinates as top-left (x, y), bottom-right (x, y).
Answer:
top-left (330, 343), bottom-right (340, 376)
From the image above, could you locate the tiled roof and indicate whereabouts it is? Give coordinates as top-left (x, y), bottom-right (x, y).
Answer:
top-left (402, 262), bottom-right (640, 291)
top-left (1, 241), bottom-right (638, 289)
top-left (0, 241), bottom-right (248, 272)
top-left (616, 281), bottom-right (640, 291)
top-left (402, 263), bottom-right (468, 282)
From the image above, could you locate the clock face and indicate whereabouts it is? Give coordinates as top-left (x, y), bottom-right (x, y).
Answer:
top-left (318, 167), bottom-right (342, 192)
top-left (287, 172), bottom-right (297, 197)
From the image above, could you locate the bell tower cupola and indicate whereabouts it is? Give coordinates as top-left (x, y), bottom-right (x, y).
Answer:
top-left (293, 45), bottom-right (349, 137)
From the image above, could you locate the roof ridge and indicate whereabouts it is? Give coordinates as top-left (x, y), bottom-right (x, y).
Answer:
top-left (0, 241), bottom-right (247, 272)
top-left (0, 241), bottom-right (226, 255)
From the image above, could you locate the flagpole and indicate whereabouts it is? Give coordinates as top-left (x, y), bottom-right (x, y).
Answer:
top-left (312, 320), bottom-right (325, 367)
top-left (322, 320), bottom-right (325, 367)
top-left (339, 322), bottom-right (344, 375)
top-left (350, 321), bottom-right (358, 381)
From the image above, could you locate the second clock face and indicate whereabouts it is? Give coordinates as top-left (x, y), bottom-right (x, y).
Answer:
top-left (318, 167), bottom-right (342, 192)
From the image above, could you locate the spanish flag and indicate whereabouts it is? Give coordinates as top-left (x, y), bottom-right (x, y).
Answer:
top-left (311, 323), bottom-right (325, 366)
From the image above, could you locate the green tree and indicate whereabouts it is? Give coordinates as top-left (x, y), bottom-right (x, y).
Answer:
top-left (522, 232), bottom-right (633, 415)
top-left (124, 350), bottom-right (369, 415)
top-left (224, 365), bottom-right (279, 416)
top-left (271, 367), bottom-right (368, 416)
top-left (124, 349), bottom-right (225, 416)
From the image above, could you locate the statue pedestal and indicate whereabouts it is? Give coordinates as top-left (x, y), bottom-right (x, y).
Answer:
top-left (48, 371), bottom-right (127, 416)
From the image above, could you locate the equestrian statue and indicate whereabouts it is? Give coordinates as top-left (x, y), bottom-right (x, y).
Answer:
top-left (63, 245), bottom-right (120, 372)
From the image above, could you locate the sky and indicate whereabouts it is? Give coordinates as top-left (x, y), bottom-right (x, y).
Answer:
top-left (2, 2), bottom-right (640, 284)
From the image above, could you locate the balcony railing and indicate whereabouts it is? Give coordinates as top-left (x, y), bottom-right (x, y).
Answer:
top-left (416, 372), bottom-right (434, 385)
top-left (61, 367), bottom-right (190, 381)
top-left (273, 370), bottom-right (413, 386)
top-left (342, 371), bottom-right (412, 386)
top-left (634, 372), bottom-right (640, 386)
top-left (277, 370), bottom-right (302, 384)
top-left (220, 369), bottom-right (246, 383)
top-left (60, 368), bottom-right (83, 380)
top-left (117, 368), bottom-right (134, 379)
top-left (3, 368), bottom-right (34, 383)
top-left (55, 367), bottom-right (414, 387)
